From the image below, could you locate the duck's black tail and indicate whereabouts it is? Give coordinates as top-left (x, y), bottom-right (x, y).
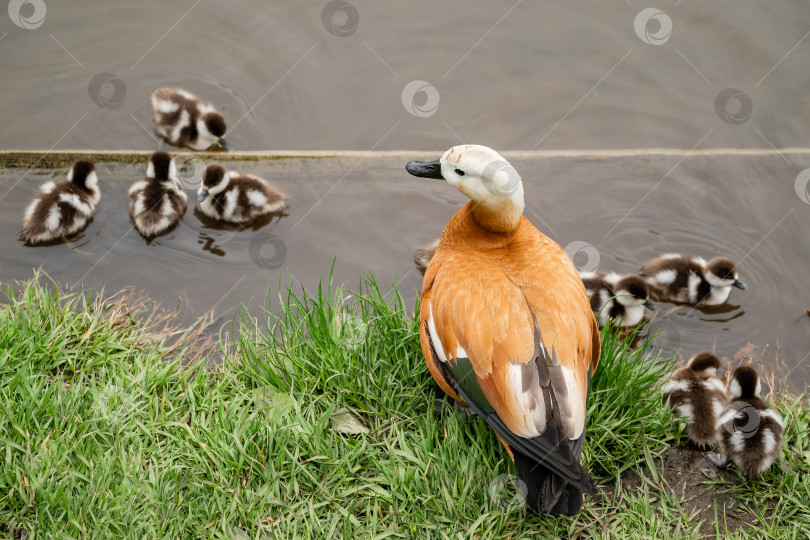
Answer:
top-left (513, 448), bottom-right (596, 516)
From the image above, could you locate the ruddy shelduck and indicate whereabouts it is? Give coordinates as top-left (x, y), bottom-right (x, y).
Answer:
top-left (406, 145), bottom-right (600, 515)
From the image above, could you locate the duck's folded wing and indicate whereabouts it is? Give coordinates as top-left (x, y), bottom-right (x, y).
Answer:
top-left (421, 266), bottom-right (594, 491)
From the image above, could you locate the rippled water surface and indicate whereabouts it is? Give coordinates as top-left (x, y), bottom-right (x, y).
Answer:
top-left (1, 1), bottom-right (809, 385)
top-left (2, 1), bottom-right (810, 150)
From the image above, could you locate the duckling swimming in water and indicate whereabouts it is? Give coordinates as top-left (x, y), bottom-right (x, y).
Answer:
top-left (715, 366), bottom-right (783, 476)
top-left (640, 254), bottom-right (746, 306)
top-left (151, 88), bottom-right (228, 150)
top-left (662, 352), bottom-right (728, 449)
top-left (21, 160), bottom-right (100, 245)
top-left (579, 271), bottom-right (655, 327)
top-left (128, 152), bottom-right (188, 237)
top-left (197, 164), bottom-right (286, 224)
top-left (414, 239), bottom-right (439, 276)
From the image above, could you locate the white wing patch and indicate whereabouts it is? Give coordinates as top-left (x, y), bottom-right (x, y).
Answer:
top-left (676, 403), bottom-right (693, 420)
top-left (171, 109), bottom-right (191, 142)
top-left (160, 197), bottom-right (174, 217)
top-left (662, 378), bottom-right (689, 394)
top-left (604, 272), bottom-right (620, 286)
top-left (426, 303), bottom-right (447, 363)
top-left (224, 189), bottom-right (239, 219)
top-left (760, 409), bottom-right (783, 427)
top-left (155, 99), bottom-right (179, 114)
top-left (129, 181), bottom-right (148, 195)
top-left (23, 198), bottom-right (38, 220)
top-left (59, 193), bottom-right (91, 215)
top-left (247, 190), bottom-right (268, 207)
top-left (655, 269), bottom-right (677, 285)
top-left (46, 206), bottom-right (61, 231)
top-left (509, 363), bottom-right (547, 434)
top-left (687, 272), bottom-right (702, 303)
top-left (761, 430), bottom-right (776, 454)
top-left (702, 378), bottom-right (726, 393)
top-left (561, 365), bottom-right (585, 440)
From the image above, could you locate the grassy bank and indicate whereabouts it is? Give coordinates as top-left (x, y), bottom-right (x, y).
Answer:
top-left (0, 275), bottom-right (807, 538)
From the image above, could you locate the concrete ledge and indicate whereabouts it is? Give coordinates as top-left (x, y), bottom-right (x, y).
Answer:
top-left (2, 148), bottom-right (810, 169)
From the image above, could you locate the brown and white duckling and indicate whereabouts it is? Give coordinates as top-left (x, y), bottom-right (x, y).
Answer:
top-left (128, 152), bottom-right (188, 237)
top-left (662, 352), bottom-right (728, 449)
top-left (640, 254), bottom-right (746, 306)
top-left (21, 161), bottom-right (100, 245)
top-left (414, 238), bottom-right (439, 276)
top-left (579, 271), bottom-right (655, 327)
top-left (197, 164), bottom-right (286, 224)
top-left (715, 366), bottom-right (783, 476)
top-left (151, 88), bottom-right (228, 150)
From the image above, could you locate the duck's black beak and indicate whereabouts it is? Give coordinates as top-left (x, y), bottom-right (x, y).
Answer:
top-left (643, 300), bottom-right (655, 311)
top-left (198, 189), bottom-right (209, 202)
top-left (218, 138), bottom-right (229, 150)
top-left (732, 279), bottom-right (747, 290)
top-left (406, 159), bottom-right (443, 180)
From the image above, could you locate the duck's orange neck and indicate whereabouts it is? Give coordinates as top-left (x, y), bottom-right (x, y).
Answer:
top-left (441, 202), bottom-right (529, 250)
top-left (471, 199), bottom-right (523, 233)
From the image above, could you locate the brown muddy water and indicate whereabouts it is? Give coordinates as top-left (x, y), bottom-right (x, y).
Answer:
top-left (0, 2), bottom-right (809, 385)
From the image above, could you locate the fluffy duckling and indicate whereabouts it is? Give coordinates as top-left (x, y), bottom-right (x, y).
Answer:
top-left (579, 271), bottom-right (655, 327)
top-left (128, 152), bottom-right (188, 237)
top-left (197, 164), bottom-right (286, 224)
top-left (407, 145), bottom-right (599, 515)
top-left (640, 254), bottom-right (746, 306)
top-left (715, 366), bottom-right (783, 476)
top-left (21, 161), bottom-right (100, 245)
top-left (151, 88), bottom-right (228, 150)
top-left (662, 352), bottom-right (728, 448)
top-left (414, 238), bottom-right (439, 275)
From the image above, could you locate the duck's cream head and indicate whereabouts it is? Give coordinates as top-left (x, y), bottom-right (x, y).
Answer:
top-left (406, 145), bottom-right (524, 232)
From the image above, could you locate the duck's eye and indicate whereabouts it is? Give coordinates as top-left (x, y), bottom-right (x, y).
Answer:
top-left (454, 169), bottom-right (465, 176)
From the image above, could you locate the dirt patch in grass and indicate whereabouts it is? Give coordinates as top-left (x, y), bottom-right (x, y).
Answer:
top-left (623, 445), bottom-right (770, 537)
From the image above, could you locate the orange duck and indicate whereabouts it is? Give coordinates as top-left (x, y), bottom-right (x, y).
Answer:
top-left (406, 145), bottom-right (600, 515)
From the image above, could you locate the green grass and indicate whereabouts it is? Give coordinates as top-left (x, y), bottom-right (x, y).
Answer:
top-left (0, 274), bottom-right (807, 538)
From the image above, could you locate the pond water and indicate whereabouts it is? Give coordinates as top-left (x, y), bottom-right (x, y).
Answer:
top-left (1, 152), bottom-right (809, 388)
top-left (1, 1), bottom-right (810, 151)
top-left (1, 1), bottom-right (809, 386)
